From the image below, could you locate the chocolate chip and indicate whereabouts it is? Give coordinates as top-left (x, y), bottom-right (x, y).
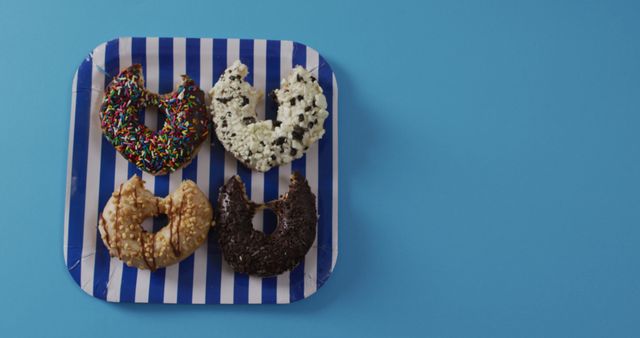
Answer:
top-left (222, 120), bottom-right (228, 128)
top-left (312, 99), bottom-right (317, 107)
top-left (227, 111), bottom-right (231, 116)
top-left (307, 122), bottom-right (314, 128)
top-left (216, 97), bottom-right (233, 104)
top-left (243, 116), bottom-right (256, 124)
top-left (231, 133), bottom-right (236, 137)
top-left (289, 98), bottom-right (296, 106)
top-left (298, 114), bottom-right (304, 122)
top-left (292, 126), bottom-right (305, 141)
top-left (273, 120), bottom-right (282, 128)
top-left (260, 141), bottom-right (266, 146)
top-left (310, 76), bottom-right (316, 82)
top-left (290, 148), bottom-right (297, 156)
top-left (296, 74), bottom-right (303, 82)
top-left (305, 106), bottom-right (312, 112)
top-left (241, 95), bottom-right (250, 106)
top-left (269, 91), bottom-right (278, 102)
top-left (297, 95), bottom-right (303, 101)
top-left (274, 137), bottom-right (286, 145)
top-left (271, 155), bottom-right (276, 160)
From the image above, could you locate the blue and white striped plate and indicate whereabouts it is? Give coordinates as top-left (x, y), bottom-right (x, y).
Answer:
top-left (63, 37), bottom-right (338, 304)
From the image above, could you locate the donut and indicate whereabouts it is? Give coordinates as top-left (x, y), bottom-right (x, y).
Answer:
top-left (216, 172), bottom-right (317, 276)
top-left (98, 175), bottom-right (213, 270)
top-left (100, 64), bottom-right (209, 175)
top-left (209, 60), bottom-right (329, 172)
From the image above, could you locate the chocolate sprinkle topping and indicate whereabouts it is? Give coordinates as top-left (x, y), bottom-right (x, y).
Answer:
top-left (216, 173), bottom-right (317, 276)
top-left (99, 65), bottom-right (209, 175)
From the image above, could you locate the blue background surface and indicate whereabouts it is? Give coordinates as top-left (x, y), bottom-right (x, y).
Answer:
top-left (0, 0), bottom-right (639, 337)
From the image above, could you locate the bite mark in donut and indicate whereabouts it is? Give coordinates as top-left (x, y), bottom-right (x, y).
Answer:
top-left (98, 176), bottom-right (213, 270)
top-left (209, 61), bottom-right (329, 172)
top-left (216, 172), bottom-right (317, 276)
top-left (100, 65), bottom-right (209, 175)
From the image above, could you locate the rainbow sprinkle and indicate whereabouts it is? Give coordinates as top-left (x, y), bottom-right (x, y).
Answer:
top-left (99, 65), bottom-right (209, 175)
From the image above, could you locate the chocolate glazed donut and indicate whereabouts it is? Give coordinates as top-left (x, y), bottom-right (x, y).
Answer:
top-left (216, 172), bottom-right (317, 276)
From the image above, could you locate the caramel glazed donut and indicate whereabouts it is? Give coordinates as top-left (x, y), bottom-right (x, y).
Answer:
top-left (217, 172), bottom-right (317, 276)
top-left (98, 176), bottom-right (213, 270)
top-left (209, 60), bottom-right (329, 172)
top-left (100, 65), bottom-right (209, 175)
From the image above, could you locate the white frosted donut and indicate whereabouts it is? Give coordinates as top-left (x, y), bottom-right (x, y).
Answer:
top-left (209, 60), bottom-right (329, 172)
top-left (98, 176), bottom-right (213, 270)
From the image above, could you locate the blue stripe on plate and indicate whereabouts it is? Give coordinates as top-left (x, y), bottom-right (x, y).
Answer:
top-left (67, 59), bottom-right (93, 284)
top-left (120, 36), bottom-right (147, 303)
top-left (261, 39), bottom-right (281, 304)
top-left (176, 37), bottom-right (201, 304)
top-left (317, 55), bottom-right (333, 288)
top-left (93, 39), bottom-right (120, 299)
top-left (206, 38), bottom-right (227, 304)
top-left (148, 37), bottom-right (173, 303)
top-left (289, 41), bottom-right (307, 302)
top-left (232, 38), bottom-right (254, 304)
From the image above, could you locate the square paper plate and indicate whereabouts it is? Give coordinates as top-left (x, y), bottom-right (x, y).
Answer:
top-left (63, 37), bottom-right (338, 304)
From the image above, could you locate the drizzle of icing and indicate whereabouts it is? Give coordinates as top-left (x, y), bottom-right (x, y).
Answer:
top-left (172, 194), bottom-right (186, 257)
top-left (99, 214), bottom-right (112, 257)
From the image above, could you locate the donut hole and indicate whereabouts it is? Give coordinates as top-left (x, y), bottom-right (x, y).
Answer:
top-left (258, 208), bottom-right (279, 235)
top-left (140, 105), bottom-right (165, 132)
top-left (139, 213), bottom-right (168, 233)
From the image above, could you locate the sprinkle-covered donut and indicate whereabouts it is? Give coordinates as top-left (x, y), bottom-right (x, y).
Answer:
top-left (100, 65), bottom-right (209, 175)
top-left (216, 172), bottom-right (317, 276)
top-left (209, 61), bottom-right (329, 172)
top-left (98, 176), bottom-right (213, 271)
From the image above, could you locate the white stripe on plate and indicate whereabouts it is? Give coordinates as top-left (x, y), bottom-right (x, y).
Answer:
top-left (191, 37), bottom-right (214, 304)
top-left (219, 38), bottom-right (241, 304)
top-left (134, 37), bottom-right (160, 303)
top-left (276, 40), bottom-right (294, 304)
top-left (80, 43), bottom-right (107, 295)
top-left (304, 47), bottom-right (320, 298)
top-left (162, 37), bottom-right (187, 304)
top-left (64, 72), bottom-right (78, 264)
top-left (248, 39), bottom-right (267, 304)
top-left (106, 37), bottom-right (133, 302)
